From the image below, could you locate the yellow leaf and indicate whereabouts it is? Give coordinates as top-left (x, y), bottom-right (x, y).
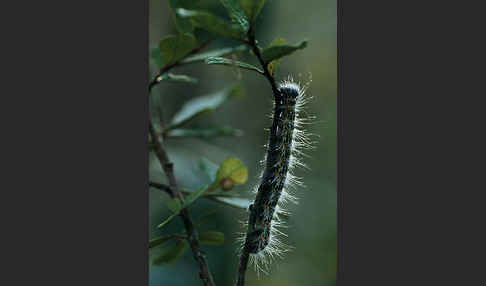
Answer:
top-left (210, 157), bottom-right (248, 191)
top-left (230, 168), bottom-right (248, 185)
top-left (216, 157), bottom-right (244, 180)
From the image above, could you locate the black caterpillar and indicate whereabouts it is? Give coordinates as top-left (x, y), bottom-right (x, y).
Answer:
top-left (239, 77), bottom-right (313, 273)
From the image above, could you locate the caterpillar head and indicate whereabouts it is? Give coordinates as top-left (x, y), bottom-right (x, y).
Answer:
top-left (278, 79), bottom-right (303, 106)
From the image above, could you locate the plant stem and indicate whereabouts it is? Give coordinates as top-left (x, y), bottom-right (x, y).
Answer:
top-left (246, 27), bottom-right (280, 101)
top-left (148, 41), bottom-right (218, 285)
top-left (148, 181), bottom-right (172, 196)
top-left (149, 119), bottom-right (215, 286)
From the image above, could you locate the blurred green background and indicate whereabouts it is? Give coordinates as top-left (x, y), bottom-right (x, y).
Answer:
top-left (149, 0), bottom-right (336, 285)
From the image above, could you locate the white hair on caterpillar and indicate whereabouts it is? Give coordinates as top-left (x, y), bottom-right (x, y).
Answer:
top-left (237, 76), bottom-right (316, 276)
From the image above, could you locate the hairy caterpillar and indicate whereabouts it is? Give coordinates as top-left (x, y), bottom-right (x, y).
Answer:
top-left (238, 76), bottom-right (313, 274)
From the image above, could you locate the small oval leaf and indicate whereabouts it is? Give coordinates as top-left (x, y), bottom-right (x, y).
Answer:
top-left (168, 85), bottom-right (242, 130)
top-left (167, 199), bottom-right (182, 213)
top-left (261, 40), bottom-right (308, 63)
top-left (241, 0), bottom-right (267, 23)
top-left (149, 235), bottom-right (176, 249)
top-left (199, 231), bottom-right (225, 245)
top-left (181, 45), bottom-right (247, 64)
top-left (209, 157), bottom-right (248, 191)
top-left (152, 240), bottom-right (189, 265)
top-left (159, 33), bottom-right (198, 67)
top-left (177, 9), bottom-right (244, 39)
top-left (217, 157), bottom-right (244, 180)
top-left (161, 73), bottom-right (198, 84)
top-left (219, 0), bottom-right (249, 33)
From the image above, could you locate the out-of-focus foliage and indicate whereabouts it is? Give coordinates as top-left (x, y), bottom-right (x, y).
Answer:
top-left (160, 73), bottom-right (199, 84)
top-left (158, 33), bottom-right (198, 67)
top-left (199, 231), bottom-right (225, 245)
top-left (167, 85), bottom-right (243, 131)
top-left (181, 45), bottom-right (247, 64)
top-left (152, 240), bottom-right (190, 265)
top-left (219, 0), bottom-right (250, 33)
top-left (241, 0), bottom-right (266, 23)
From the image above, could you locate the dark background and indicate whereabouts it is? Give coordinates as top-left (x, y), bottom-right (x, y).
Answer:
top-left (149, 0), bottom-right (337, 285)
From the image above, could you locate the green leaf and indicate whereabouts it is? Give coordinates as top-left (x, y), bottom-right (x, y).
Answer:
top-left (159, 33), bottom-right (198, 67)
top-left (261, 40), bottom-right (308, 63)
top-left (157, 213), bottom-right (178, 229)
top-left (152, 240), bottom-right (189, 265)
top-left (168, 85), bottom-right (242, 130)
top-left (183, 185), bottom-right (209, 207)
top-left (168, 0), bottom-right (199, 33)
top-left (199, 231), bottom-right (225, 245)
top-left (219, 0), bottom-right (249, 33)
top-left (266, 37), bottom-right (286, 76)
top-left (205, 57), bottom-right (263, 74)
top-left (158, 186), bottom-right (209, 229)
top-left (166, 126), bottom-right (244, 138)
top-left (159, 73), bottom-right (198, 84)
top-left (268, 37), bottom-right (286, 47)
top-left (181, 45), bottom-right (247, 64)
top-left (241, 0), bottom-right (267, 23)
top-left (149, 235), bottom-right (177, 249)
top-left (176, 9), bottom-right (244, 39)
top-left (167, 199), bottom-right (182, 213)
top-left (211, 196), bottom-right (252, 209)
top-left (199, 157), bottom-right (219, 182)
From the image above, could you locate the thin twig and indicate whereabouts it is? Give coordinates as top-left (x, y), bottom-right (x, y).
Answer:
top-left (149, 119), bottom-right (216, 286)
top-left (148, 181), bottom-right (173, 196)
top-left (149, 50), bottom-right (216, 285)
top-left (150, 181), bottom-right (240, 199)
top-left (246, 27), bottom-right (280, 101)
